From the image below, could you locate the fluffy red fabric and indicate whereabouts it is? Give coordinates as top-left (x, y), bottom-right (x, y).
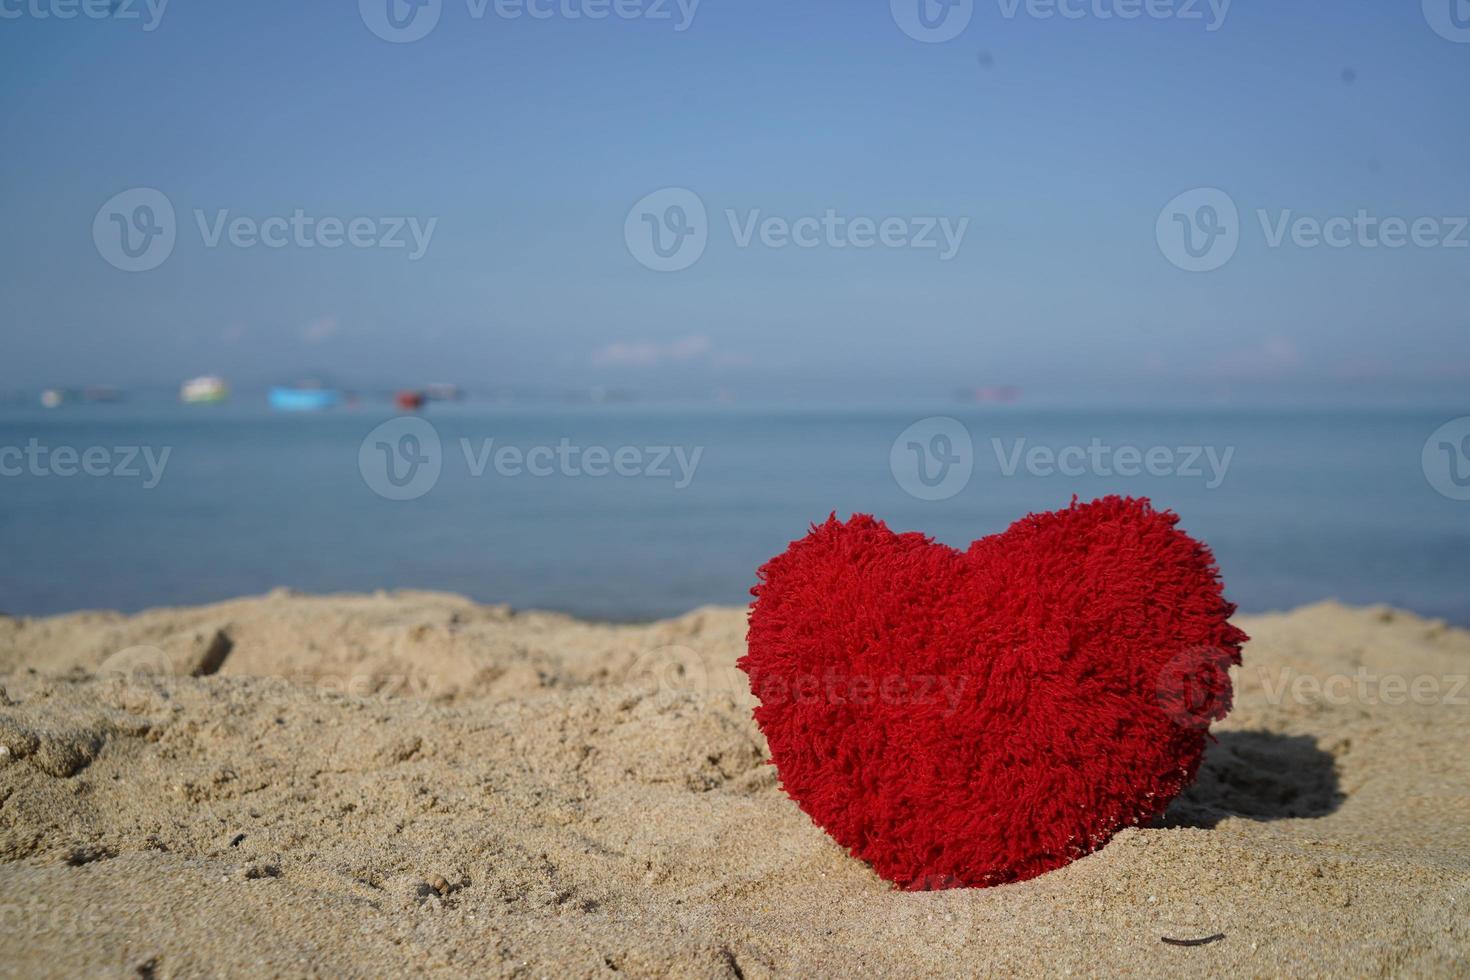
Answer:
top-left (739, 496), bottom-right (1247, 890)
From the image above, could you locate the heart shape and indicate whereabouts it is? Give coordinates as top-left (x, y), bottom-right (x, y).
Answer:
top-left (739, 496), bottom-right (1247, 890)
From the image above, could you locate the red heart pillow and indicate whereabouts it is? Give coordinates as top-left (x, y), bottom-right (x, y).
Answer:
top-left (739, 496), bottom-right (1247, 890)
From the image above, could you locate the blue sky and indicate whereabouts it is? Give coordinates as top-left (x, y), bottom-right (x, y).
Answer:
top-left (2, 0), bottom-right (1468, 402)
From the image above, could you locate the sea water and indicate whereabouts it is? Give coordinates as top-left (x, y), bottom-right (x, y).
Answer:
top-left (1, 402), bottom-right (1466, 623)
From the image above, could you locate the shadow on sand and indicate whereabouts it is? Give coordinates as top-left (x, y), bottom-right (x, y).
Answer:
top-left (1160, 730), bottom-right (1343, 829)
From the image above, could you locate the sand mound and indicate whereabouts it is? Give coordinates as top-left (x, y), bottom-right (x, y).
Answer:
top-left (2, 593), bottom-right (1467, 977)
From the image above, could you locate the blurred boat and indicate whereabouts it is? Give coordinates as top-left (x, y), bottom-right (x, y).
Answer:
top-left (269, 384), bottom-right (340, 412)
top-left (40, 388), bottom-right (65, 409)
top-left (958, 385), bottom-right (1021, 405)
top-left (424, 383), bottom-right (462, 402)
top-left (180, 376), bottom-right (230, 404)
top-left (395, 389), bottom-right (427, 411)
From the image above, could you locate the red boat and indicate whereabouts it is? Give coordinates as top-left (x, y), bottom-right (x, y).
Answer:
top-left (395, 389), bottom-right (427, 410)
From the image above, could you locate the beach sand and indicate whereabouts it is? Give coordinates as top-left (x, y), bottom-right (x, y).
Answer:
top-left (1, 591), bottom-right (1467, 977)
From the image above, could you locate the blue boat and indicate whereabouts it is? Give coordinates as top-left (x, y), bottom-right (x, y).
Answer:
top-left (268, 385), bottom-right (340, 412)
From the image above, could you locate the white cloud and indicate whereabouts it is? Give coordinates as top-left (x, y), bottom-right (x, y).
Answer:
top-left (592, 334), bottom-right (714, 368)
top-left (1215, 337), bottom-right (1302, 376)
top-left (302, 316), bottom-right (340, 344)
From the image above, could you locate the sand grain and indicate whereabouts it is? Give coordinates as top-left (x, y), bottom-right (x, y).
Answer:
top-left (1, 592), bottom-right (1467, 977)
